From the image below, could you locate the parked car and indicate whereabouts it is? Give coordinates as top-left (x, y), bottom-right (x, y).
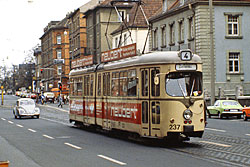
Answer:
top-left (242, 107), bottom-right (250, 121)
top-left (30, 93), bottom-right (37, 99)
top-left (44, 92), bottom-right (55, 103)
top-left (207, 100), bottom-right (243, 119)
top-left (13, 98), bottom-right (40, 119)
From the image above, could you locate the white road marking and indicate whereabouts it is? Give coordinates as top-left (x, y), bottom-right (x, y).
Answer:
top-left (64, 143), bottom-right (82, 150)
top-left (28, 129), bottom-right (37, 133)
top-left (98, 155), bottom-right (127, 166)
top-left (8, 121), bottom-right (14, 124)
top-left (229, 120), bottom-right (240, 122)
top-left (205, 128), bottom-right (226, 133)
top-left (16, 124), bottom-right (24, 128)
top-left (199, 141), bottom-right (232, 147)
top-left (246, 134), bottom-right (250, 137)
top-left (1, 118), bottom-right (6, 121)
top-left (43, 134), bottom-right (55, 140)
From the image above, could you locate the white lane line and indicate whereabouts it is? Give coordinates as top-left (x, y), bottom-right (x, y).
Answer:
top-left (205, 128), bottom-right (226, 133)
top-left (28, 129), bottom-right (37, 133)
top-left (1, 118), bottom-right (6, 121)
top-left (229, 120), bottom-right (240, 122)
top-left (16, 124), bottom-right (24, 128)
top-left (8, 121), bottom-right (14, 124)
top-left (98, 155), bottom-right (127, 166)
top-left (43, 134), bottom-right (55, 140)
top-left (199, 141), bottom-right (232, 147)
top-left (64, 143), bottom-right (82, 150)
top-left (246, 134), bottom-right (250, 137)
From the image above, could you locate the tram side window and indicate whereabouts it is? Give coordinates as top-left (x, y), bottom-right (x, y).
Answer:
top-left (97, 74), bottom-right (101, 96)
top-left (142, 101), bottom-right (148, 123)
top-left (73, 78), bottom-right (78, 96)
top-left (128, 69), bottom-right (137, 96)
top-left (70, 78), bottom-right (74, 96)
top-left (77, 77), bottom-right (83, 96)
top-left (103, 73), bottom-right (111, 96)
top-left (152, 102), bottom-right (160, 124)
top-left (90, 74), bottom-right (94, 96)
top-left (112, 72), bottom-right (119, 96)
top-left (151, 69), bottom-right (160, 97)
top-left (84, 75), bottom-right (90, 96)
top-left (141, 70), bottom-right (148, 96)
top-left (119, 71), bottom-right (128, 96)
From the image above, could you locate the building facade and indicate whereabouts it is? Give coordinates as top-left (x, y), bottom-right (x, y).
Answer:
top-left (40, 20), bottom-right (70, 92)
top-left (33, 46), bottom-right (42, 93)
top-left (149, 0), bottom-right (250, 99)
top-left (111, 0), bottom-right (162, 54)
top-left (84, 0), bottom-right (133, 64)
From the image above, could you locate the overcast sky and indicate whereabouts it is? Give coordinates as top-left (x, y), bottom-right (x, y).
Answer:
top-left (0, 0), bottom-right (90, 67)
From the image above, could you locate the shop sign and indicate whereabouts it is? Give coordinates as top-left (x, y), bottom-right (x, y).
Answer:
top-left (71, 55), bottom-right (93, 69)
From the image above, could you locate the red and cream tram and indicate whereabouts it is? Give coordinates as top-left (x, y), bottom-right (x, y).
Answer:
top-left (69, 49), bottom-right (205, 141)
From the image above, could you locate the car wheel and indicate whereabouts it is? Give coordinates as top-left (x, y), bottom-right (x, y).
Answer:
top-left (243, 113), bottom-right (248, 121)
top-left (14, 115), bottom-right (17, 119)
top-left (36, 115), bottom-right (40, 119)
top-left (207, 111), bottom-right (211, 118)
top-left (218, 112), bottom-right (223, 119)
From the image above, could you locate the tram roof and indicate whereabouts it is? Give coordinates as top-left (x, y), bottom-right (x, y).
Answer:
top-left (70, 51), bottom-right (202, 75)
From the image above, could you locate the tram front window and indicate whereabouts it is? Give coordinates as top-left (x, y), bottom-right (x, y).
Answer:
top-left (166, 72), bottom-right (202, 97)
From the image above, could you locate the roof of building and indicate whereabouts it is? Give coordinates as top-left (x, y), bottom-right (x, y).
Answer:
top-left (83, 0), bottom-right (134, 15)
top-left (111, 0), bottom-right (162, 35)
top-left (149, 0), bottom-right (250, 22)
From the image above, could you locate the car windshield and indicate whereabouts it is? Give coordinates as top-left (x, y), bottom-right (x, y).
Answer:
top-left (20, 100), bottom-right (35, 106)
top-left (166, 72), bottom-right (202, 97)
top-left (222, 101), bottom-right (239, 106)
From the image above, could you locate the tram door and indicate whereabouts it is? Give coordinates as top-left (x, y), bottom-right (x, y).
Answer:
top-left (102, 73), bottom-right (110, 129)
top-left (141, 68), bottom-right (160, 137)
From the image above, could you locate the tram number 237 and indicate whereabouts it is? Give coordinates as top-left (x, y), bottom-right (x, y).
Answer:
top-left (169, 124), bottom-right (180, 130)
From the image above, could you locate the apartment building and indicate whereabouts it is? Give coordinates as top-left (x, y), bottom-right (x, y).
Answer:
top-left (149, 0), bottom-right (250, 98)
top-left (40, 20), bottom-right (70, 92)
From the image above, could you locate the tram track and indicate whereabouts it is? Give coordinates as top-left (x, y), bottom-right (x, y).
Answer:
top-left (168, 133), bottom-right (250, 167)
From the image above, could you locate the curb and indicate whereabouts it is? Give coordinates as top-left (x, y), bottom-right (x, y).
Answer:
top-left (37, 104), bottom-right (69, 113)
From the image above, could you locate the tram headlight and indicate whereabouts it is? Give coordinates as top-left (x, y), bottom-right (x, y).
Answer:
top-left (183, 109), bottom-right (193, 120)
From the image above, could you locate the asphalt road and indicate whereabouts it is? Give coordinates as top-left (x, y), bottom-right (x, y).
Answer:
top-left (0, 95), bottom-right (249, 167)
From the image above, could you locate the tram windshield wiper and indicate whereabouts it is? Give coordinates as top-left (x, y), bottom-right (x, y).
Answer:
top-left (190, 79), bottom-right (195, 97)
top-left (177, 79), bottom-right (186, 97)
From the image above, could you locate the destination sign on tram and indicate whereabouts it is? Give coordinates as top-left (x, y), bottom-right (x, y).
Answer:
top-left (176, 64), bottom-right (197, 71)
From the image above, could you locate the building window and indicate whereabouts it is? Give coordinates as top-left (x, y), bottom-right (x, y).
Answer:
top-left (115, 37), bottom-right (119, 48)
top-left (153, 28), bottom-right (158, 49)
top-left (178, 19), bottom-right (184, 43)
top-left (225, 13), bottom-right (243, 39)
top-left (161, 25), bottom-right (166, 47)
top-left (57, 49), bottom-right (62, 59)
top-left (228, 16), bottom-right (238, 36)
top-left (118, 10), bottom-right (126, 22)
top-left (57, 35), bottom-right (61, 44)
top-left (163, 0), bottom-right (167, 12)
top-left (169, 23), bottom-right (175, 45)
top-left (188, 16), bottom-right (194, 40)
top-left (58, 65), bottom-right (62, 75)
top-left (229, 52), bottom-right (240, 73)
top-left (124, 34), bottom-right (127, 46)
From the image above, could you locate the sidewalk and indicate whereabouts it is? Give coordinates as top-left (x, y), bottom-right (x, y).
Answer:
top-left (37, 102), bottom-right (69, 113)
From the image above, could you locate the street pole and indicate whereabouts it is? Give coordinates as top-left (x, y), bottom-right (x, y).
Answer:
top-left (209, 0), bottom-right (215, 105)
top-left (1, 86), bottom-right (3, 105)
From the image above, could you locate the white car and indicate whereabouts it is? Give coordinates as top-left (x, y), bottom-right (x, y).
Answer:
top-left (13, 98), bottom-right (40, 119)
